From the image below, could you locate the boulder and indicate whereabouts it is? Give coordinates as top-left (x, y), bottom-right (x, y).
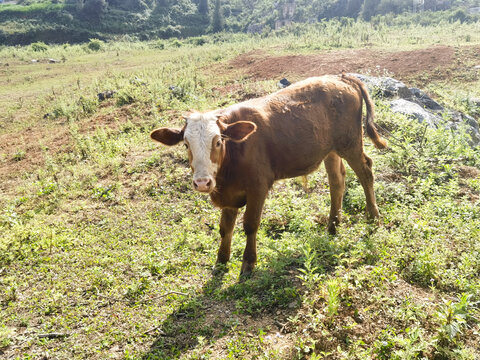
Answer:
top-left (445, 110), bottom-right (480, 145)
top-left (351, 73), bottom-right (411, 99)
top-left (98, 90), bottom-right (116, 102)
top-left (390, 99), bottom-right (442, 128)
top-left (409, 87), bottom-right (444, 111)
top-left (351, 73), bottom-right (479, 146)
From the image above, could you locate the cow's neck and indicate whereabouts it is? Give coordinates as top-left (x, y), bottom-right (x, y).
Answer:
top-left (209, 145), bottom-right (247, 209)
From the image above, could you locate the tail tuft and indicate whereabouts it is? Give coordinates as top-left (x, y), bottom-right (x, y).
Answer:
top-left (366, 116), bottom-right (388, 149)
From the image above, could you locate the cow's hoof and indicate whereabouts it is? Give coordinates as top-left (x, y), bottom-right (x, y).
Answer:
top-left (212, 263), bottom-right (228, 275)
top-left (327, 223), bottom-right (337, 235)
top-left (239, 270), bottom-right (253, 281)
top-left (240, 262), bottom-right (255, 278)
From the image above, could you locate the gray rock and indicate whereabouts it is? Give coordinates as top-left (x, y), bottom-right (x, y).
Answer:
top-left (390, 99), bottom-right (442, 128)
top-left (98, 90), bottom-right (116, 102)
top-left (350, 73), bottom-right (412, 99)
top-left (409, 88), bottom-right (444, 111)
top-left (352, 73), bottom-right (479, 146)
top-left (378, 77), bottom-right (412, 99)
top-left (278, 78), bottom-right (291, 89)
top-left (444, 111), bottom-right (480, 145)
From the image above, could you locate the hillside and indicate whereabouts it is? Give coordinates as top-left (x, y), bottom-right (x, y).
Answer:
top-left (1, 20), bottom-right (480, 359)
top-left (0, 0), bottom-right (479, 45)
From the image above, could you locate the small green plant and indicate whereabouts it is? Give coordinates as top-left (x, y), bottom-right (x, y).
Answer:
top-left (325, 278), bottom-right (341, 318)
top-left (433, 293), bottom-right (478, 357)
top-left (373, 328), bottom-right (397, 360)
top-left (78, 96), bottom-right (97, 115)
top-left (12, 149), bottom-right (26, 161)
top-left (0, 325), bottom-right (13, 351)
top-left (152, 40), bottom-right (165, 49)
top-left (3, 283), bottom-right (17, 304)
top-left (297, 244), bottom-right (324, 291)
top-left (92, 185), bottom-right (115, 201)
top-left (294, 336), bottom-right (317, 358)
top-left (37, 182), bottom-right (57, 196)
top-left (125, 276), bottom-right (150, 300)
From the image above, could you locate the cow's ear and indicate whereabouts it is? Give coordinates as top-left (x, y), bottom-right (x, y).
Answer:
top-left (223, 121), bottom-right (257, 142)
top-left (150, 128), bottom-right (184, 146)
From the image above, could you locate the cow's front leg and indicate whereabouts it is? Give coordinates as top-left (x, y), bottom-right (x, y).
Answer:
top-left (216, 208), bottom-right (239, 266)
top-left (240, 189), bottom-right (268, 277)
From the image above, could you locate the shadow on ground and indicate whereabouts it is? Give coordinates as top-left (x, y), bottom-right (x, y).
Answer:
top-left (140, 230), bottom-right (344, 359)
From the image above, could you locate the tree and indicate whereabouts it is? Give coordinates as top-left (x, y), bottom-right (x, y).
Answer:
top-left (82, 0), bottom-right (107, 19)
top-left (360, 0), bottom-right (381, 20)
top-left (198, 0), bottom-right (208, 15)
top-left (211, 0), bottom-right (224, 32)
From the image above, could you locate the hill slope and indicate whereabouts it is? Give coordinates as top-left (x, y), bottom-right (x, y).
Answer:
top-left (0, 0), bottom-right (478, 45)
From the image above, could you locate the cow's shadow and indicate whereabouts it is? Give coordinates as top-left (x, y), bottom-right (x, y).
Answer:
top-left (140, 231), bottom-right (344, 359)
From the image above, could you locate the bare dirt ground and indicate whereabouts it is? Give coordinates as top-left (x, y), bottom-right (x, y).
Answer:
top-left (227, 45), bottom-right (480, 85)
top-left (2, 45), bottom-right (480, 195)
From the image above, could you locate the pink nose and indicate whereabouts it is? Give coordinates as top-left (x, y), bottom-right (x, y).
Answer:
top-left (193, 178), bottom-right (212, 192)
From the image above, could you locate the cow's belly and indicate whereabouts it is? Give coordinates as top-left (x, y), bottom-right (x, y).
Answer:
top-left (276, 157), bottom-right (325, 180)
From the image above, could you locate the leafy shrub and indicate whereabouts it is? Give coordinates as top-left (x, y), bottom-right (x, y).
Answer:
top-left (169, 38), bottom-right (182, 48)
top-left (31, 41), bottom-right (48, 52)
top-left (152, 40), bottom-right (165, 49)
top-left (449, 8), bottom-right (467, 23)
top-left (188, 36), bottom-right (208, 46)
top-left (77, 96), bottom-right (97, 115)
top-left (87, 38), bottom-right (103, 51)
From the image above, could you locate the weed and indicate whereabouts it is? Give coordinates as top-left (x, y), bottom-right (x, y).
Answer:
top-left (92, 184), bottom-right (116, 201)
top-left (297, 244), bottom-right (324, 291)
top-left (12, 149), bottom-right (26, 161)
top-left (433, 293), bottom-right (479, 357)
top-left (325, 278), bottom-right (341, 318)
top-left (0, 326), bottom-right (13, 351)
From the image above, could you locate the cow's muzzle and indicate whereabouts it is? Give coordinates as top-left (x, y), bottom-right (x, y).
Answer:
top-left (193, 177), bottom-right (214, 193)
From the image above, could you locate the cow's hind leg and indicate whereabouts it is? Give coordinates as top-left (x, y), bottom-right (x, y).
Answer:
top-left (216, 208), bottom-right (239, 268)
top-left (324, 152), bottom-right (346, 235)
top-left (343, 150), bottom-right (380, 219)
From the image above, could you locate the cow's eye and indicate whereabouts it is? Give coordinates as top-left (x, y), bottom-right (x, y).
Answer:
top-left (216, 140), bottom-right (222, 148)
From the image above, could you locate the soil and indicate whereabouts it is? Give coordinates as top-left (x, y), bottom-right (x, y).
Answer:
top-left (227, 45), bottom-right (480, 85)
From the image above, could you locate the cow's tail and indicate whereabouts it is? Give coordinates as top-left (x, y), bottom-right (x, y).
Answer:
top-left (342, 74), bottom-right (387, 149)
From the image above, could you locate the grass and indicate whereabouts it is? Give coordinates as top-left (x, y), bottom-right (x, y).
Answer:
top-left (1, 19), bottom-right (480, 359)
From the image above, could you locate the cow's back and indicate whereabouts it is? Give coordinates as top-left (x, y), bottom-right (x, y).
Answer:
top-left (222, 76), bottom-right (364, 181)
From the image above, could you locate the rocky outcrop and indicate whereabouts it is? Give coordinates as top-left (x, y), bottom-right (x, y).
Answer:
top-left (351, 73), bottom-right (480, 146)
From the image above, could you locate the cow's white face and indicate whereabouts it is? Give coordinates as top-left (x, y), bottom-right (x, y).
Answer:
top-left (150, 112), bottom-right (257, 194)
top-left (183, 112), bottom-right (222, 192)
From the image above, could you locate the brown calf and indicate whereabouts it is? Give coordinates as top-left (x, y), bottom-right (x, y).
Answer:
top-left (151, 74), bottom-right (387, 276)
